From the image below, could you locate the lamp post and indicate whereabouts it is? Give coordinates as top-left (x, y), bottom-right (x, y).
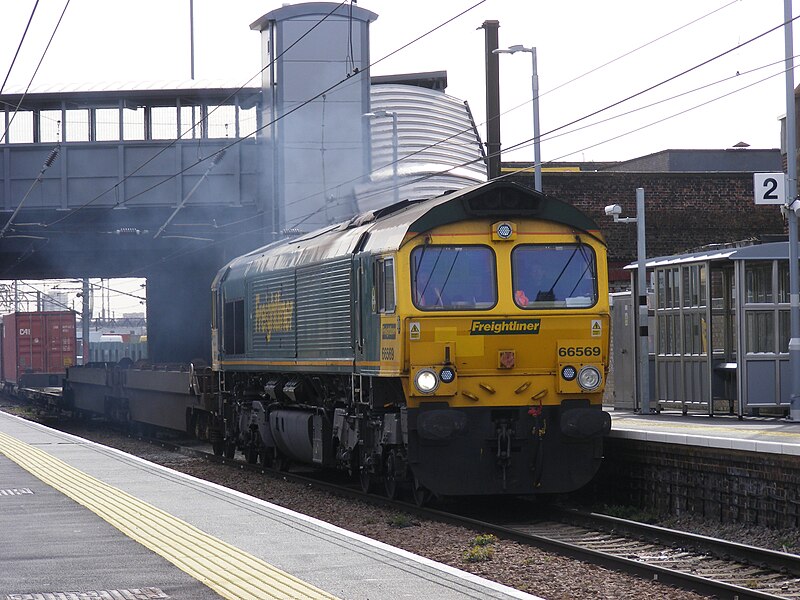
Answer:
top-left (605, 189), bottom-right (652, 414)
top-left (493, 45), bottom-right (541, 192)
top-left (783, 0), bottom-right (800, 421)
top-left (364, 110), bottom-right (399, 204)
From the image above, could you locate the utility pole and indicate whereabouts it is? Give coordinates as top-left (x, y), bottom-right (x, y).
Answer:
top-left (605, 189), bottom-right (650, 414)
top-left (480, 20), bottom-right (501, 179)
top-left (82, 278), bottom-right (91, 365)
top-left (783, 0), bottom-right (800, 421)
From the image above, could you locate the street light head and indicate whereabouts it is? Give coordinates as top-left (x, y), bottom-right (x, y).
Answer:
top-left (493, 44), bottom-right (533, 55)
top-left (604, 204), bottom-right (623, 217)
top-left (363, 110), bottom-right (396, 119)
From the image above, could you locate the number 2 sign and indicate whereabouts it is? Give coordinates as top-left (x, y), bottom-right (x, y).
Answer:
top-left (754, 172), bottom-right (786, 205)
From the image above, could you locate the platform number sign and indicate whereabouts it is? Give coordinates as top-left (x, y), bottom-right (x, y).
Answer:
top-left (754, 172), bottom-right (786, 205)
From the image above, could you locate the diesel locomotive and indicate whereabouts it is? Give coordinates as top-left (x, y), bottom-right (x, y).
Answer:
top-left (213, 179), bottom-right (611, 502)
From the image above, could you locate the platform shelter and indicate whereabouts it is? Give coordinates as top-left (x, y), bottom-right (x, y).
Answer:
top-left (623, 241), bottom-right (798, 417)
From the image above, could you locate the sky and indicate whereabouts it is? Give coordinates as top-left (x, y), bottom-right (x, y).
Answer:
top-left (0, 0), bottom-right (795, 162)
top-left (0, 0), bottom-right (797, 312)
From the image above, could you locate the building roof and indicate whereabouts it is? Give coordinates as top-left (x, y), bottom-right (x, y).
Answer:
top-left (602, 148), bottom-right (782, 173)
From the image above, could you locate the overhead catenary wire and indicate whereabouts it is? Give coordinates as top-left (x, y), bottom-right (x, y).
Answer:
top-left (0, 0), bottom-right (71, 144)
top-left (0, 144), bottom-right (61, 239)
top-left (0, 0), bottom-right (40, 94)
top-left (515, 57), bottom-right (795, 155)
top-left (35, 0), bottom-right (720, 237)
top-left (4, 1), bottom-right (780, 278)
top-left (43, 0), bottom-right (489, 230)
top-left (42, 0), bottom-right (351, 229)
top-left (276, 2), bottom-right (781, 214)
top-left (121, 58), bottom-right (794, 279)
top-left (136, 51), bottom-right (792, 274)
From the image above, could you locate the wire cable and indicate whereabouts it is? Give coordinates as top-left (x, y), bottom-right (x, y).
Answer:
top-left (530, 57), bottom-right (793, 152)
top-left (0, 0), bottom-right (70, 144)
top-left (0, 0), bottom-right (41, 94)
top-left (13, 2), bottom-right (783, 277)
top-left (43, 0), bottom-right (488, 229)
top-left (259, 0), bottom-right (762, 215)
top-left (42, 0), bottom-right (349, 229)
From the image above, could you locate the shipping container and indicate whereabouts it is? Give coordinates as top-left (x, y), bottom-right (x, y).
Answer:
top-left (1, 311), bottom-right (77, 386)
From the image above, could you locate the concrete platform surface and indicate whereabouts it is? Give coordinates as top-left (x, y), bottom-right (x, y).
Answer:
top-left (608, 409), bottom-right (800, 454)
top-left (0, 411), bottom-right (540, 600)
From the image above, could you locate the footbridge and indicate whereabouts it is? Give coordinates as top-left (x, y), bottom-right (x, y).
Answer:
top-left (0, 82), bottom-right (270, 362)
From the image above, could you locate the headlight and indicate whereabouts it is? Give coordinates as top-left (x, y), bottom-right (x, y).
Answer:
top-left (496, 222), bottom-right (513, 239)
top-left (561, 365), bottom-right (577, 381)
top-left (414, 369), bottom-right (439, 393)
top-left (439, 366), bottom-right (456, 383)
top-left (577, 366), bottom-right (602, 391)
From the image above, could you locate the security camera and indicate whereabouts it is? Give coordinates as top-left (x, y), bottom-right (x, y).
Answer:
top-left (782, 198), bottom-right (800, 218)
top-left (604, 204), bottom-right (622, 217)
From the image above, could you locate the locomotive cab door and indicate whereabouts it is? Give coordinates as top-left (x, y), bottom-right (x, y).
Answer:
top-left (354, 253), bottom-right (372, 368)
top-left (354, 252), bottom-right (394, 377)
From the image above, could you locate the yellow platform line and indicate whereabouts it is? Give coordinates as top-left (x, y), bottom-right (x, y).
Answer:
top-left (0, 431), bottom-right (339, 600)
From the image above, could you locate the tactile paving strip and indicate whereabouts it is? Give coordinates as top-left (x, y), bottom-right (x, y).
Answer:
top-left (0, 431), bottom-right (339, 600)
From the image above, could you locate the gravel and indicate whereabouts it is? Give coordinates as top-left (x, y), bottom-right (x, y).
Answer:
top-left (6, 404), bottom-right (799, 599)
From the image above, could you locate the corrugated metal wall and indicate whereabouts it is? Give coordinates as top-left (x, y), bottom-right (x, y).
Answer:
top-left (356, 84), bottom-right (487, 213)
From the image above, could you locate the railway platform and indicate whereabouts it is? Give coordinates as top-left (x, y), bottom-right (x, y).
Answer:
top-left (592, 409), bottom-right (800, 530)
top-left (607, 408), bottom-right (800, 454)
top-left (0, 411), bottom-right (538, 600)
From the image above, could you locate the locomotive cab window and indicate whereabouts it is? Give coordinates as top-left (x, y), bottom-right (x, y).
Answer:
top-left (223, 299), bottom-right (245, 355)
top-left (375, 257), bottom-right (396, 313)
top-left (512, 243), bottom-right (597, 308)
top-left (411, 245), bottom-right (497, 310)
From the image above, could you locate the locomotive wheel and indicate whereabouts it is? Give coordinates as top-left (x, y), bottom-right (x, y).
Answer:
top-left (223, 440), bottom-right (236, 460)
top-left (273, 451), bottom-right (290, 472)
top-left (259, 448), bottom-right (273, 468)
top-left (211, 439), bottom-right (224, 457)
top-left (411, 474), bottom-right (430, 507)
top-left (359, 467), bottom-right (373, 494)
top-left (193, 415), bottom-right (207, 441)
top-left (384, 451), bottom-right (399, 500)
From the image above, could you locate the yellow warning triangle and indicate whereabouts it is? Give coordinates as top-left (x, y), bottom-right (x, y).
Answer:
top-left (410, 323), bottom-right (420, 334)
top-left (592, 321), bottom-right (601, 332)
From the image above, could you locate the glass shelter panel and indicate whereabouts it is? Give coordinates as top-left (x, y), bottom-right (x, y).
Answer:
top-left (95, 108), bottom-right (120, 141)
top-left (66, 109), bottom-right (89, 142)
top-left (151, 107), bottom-right (178, 140)
top-left (40, 110), bottom-right (61, 142)
top-left (123, 107), bottom-right (145, 140)
top-left (745, 262), bottom-right (773, 304)
top-left (207, 105), bottom-right (236, 139)
top-left (745, 311), bottom-right (775, 354)
top-left (779, 262), bottom-right (790, 303)
top-left (180, 106), bottom-right (202, 139)
top-left (8, 111), bottom-right (33, 143)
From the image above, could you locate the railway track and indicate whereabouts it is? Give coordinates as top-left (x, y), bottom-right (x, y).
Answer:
top-left (490, 509), bottom-right (800, 600)
top-left (146, 433), bottom-right (800, 600)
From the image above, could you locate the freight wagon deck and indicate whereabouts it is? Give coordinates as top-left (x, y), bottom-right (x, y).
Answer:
top-left (64, 362), bottom-right (220, 440)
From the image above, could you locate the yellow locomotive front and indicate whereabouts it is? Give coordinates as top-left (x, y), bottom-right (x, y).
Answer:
top-left (386, 216), bottom-right (611, 497)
